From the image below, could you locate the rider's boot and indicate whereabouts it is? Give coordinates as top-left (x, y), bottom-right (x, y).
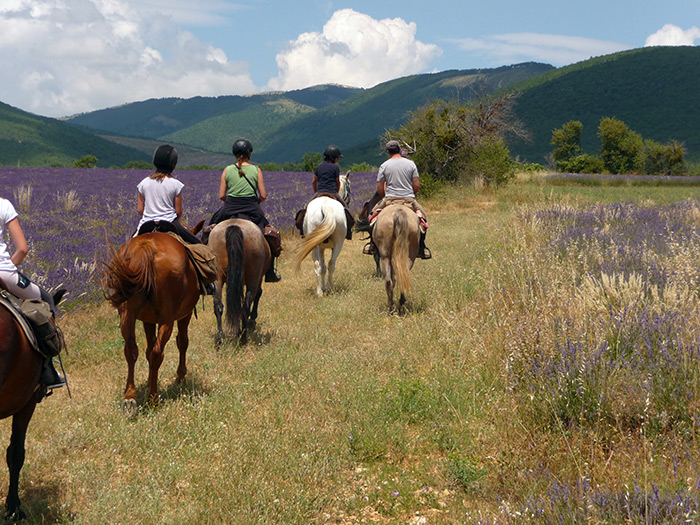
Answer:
top-left (294, 209), bottom-right (306, 237)
top-left (40, 358), bottom-right (65, 390)
top-left (344, 209), bottom-right (355, 240)
top-left (265, 256), bottom-right (282, 283)
top-left (419, 232), bottom-right (432, 260)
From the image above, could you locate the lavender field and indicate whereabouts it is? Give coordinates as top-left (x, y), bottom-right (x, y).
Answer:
top-left (0, 167), bottom-right (377, 309)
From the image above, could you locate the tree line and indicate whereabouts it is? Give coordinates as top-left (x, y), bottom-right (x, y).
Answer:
top-left (551, 118), bottom-right (686, 175)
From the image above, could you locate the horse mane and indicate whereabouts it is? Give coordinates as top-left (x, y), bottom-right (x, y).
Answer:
top-left (339, 171), bottom-right (351, 205)
top-left (99, 237), bottom-right (157, 307)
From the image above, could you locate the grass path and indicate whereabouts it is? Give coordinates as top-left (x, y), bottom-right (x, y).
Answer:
top-left (3, 197), bottom-right (512, 523)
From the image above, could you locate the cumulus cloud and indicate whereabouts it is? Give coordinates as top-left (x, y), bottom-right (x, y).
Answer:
top-left (0, 0), bottom-right (255, 117)
top-left (645, 24), bottom-right (700, 46)
top-left (266, 9), bottom-right (442, 92)
top-left (449, 33), bottom-right (629, 67)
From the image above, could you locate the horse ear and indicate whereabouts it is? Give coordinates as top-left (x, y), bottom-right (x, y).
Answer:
top-left (191, 219), bottom-right (206, 235)
top-left (53, 289), bottom-right (67, 306)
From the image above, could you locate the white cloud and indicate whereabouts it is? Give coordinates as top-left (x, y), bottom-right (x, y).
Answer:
top-left (0, 0), bottom-right (255, 117)
top-left (645, 24), bottom-right (700, 46)
top-left (266, 9), bottom-right (442, 92)
top-left (449, 33), bottom-right (630, 67)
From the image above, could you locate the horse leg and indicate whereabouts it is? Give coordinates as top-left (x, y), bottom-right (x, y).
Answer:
top-left (213, 280), bottom-right (225, 347)
top-left (381, 257), bottom-right (394, 313)
top-left (146, 322), bottom-right (173, 404)
top-left (249, 287), bottom-right (262, 330)
top-left (143, 322), bottom-right (156, 363)
top-left (175, 314), bottom-right (192, 384)
top-left (398, 293), bottom-right (407, 316)
top-left (120, 311), bottom-right (139, 415)
top-left (5, 398), bottom-right (37, 521)
top-left (312, 247), bottom-right (325, 296)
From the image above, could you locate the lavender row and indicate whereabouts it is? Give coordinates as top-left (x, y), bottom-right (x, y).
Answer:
top-left (0, 167), bottom-right (378, 309)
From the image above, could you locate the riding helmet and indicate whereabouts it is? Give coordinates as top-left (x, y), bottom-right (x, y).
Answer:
top-left (323, 144), bottom-right (343, 161)
top-left (232, 139), bottom-right (254, 157)
top-left (152, 144), bottom-right (178, 173)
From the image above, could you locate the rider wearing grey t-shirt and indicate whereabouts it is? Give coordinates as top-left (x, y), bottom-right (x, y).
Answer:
top-left (368, 140), bottom-right (431, 259)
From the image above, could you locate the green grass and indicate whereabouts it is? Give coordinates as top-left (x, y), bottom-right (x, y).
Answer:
top-left (5, 177), bottom-right (700, 523)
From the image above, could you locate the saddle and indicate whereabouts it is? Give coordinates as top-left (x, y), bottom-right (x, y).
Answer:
top-left (0, 284), bottom-right (63, 359)
top-left (369, 203), bottom-right (428, 233)
top-left (163, 233), bottom-right (219, 294)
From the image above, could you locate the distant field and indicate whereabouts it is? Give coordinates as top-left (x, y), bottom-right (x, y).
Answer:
top-left (2, 175), bottom-right (700, 522)
top-left (0, 167), bottom-right (377, 309)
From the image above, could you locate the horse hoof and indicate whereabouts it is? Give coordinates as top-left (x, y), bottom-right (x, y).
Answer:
top-left (121, 398), bottom-right (138, 418)
top-left (5, 505), bottom-right (26, 522)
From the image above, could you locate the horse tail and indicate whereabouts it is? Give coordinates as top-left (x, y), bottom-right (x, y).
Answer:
top-left (392, 210), bottom-right (412, 296)
top-left (100, 238), bottom-right (157, 307)
top-left (294, 202), bottom-right (337, 271)
top-left (225, 225), bottom-right (245, 330)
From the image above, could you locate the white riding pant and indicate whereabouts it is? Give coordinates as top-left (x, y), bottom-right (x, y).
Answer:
top-left (0, 269), bottom-right (42, 301)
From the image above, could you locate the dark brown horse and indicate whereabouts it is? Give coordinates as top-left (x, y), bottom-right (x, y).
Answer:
top-left (100, 233), bottom-right (200, 415)
top-left (372, 204), bottom-right (420, 314)
top-left (206, 219), bottom-right (270, 345)
top-left (0, 288), bottom-right (65, 520)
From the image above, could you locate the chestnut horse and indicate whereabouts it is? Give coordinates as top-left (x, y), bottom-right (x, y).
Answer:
top-left (100, 233), bottom-right (200, 415)
top-left (372, 204), bottom-right (420, 314)
top-left (206, 219), bottom-right (270, 345)
top-left (0, 288), bottom-right (65, 520)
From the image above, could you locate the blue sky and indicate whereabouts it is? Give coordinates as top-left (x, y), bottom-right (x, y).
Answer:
top-left (1, 0), bottom-right (698, 117)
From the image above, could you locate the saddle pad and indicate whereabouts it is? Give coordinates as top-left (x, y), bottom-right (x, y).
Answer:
top-left (0, 291), bottom-right (40, 353)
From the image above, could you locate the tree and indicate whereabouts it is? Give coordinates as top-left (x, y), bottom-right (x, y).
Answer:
top-left (73, 155), bottom-right (98, 168)
top-left (597, 117), bottom-right (643, 174)
top-left (382, 94), bottom-right (526, 187)
top-left (551, 121), bottom-right (583, 166)
top-left (302, 152), bottom-right (323, 172)
top-left (124, 160), bottom-right (152, 170)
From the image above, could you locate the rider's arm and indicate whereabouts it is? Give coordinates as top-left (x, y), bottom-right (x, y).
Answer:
top-left (174, 194), bottom-right (182, 218)
top-left (7, 217), bottom-right (28, 266)
top-left (257, 168), bottom-right (267, 203)
top-left (412, 177), bottom-right (420, 195)
top-left (336, 176), bottom-right (340, 192)
top-left (218, 170), bottom-right (228, 201)
top-left (377, 180), bottom-right (386, 197)
top-left (137, 192), bottom-right (145, 216)
top-left (312, 175), bottom-right (318, 193)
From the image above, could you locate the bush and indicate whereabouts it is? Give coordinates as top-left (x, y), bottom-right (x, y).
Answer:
top-left (556, 153), bottom-right (605, 174)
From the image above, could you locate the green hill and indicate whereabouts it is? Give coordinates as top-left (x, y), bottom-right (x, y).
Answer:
top-left (0, 102), bottom-right (150, 167)
top-left (67, 84), bottom-right (361, 140)
top-left (8, 47), bottom-right (700, 168)
top-left (506, 46), bottom-right (700, 163)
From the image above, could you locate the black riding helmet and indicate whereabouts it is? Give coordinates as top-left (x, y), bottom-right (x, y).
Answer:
top-left (153, 144), bottom-right (178, 173)
top-left (323, 144), bottom-right (343, 161)
top-left (232, 139), bottom-right (254, 157)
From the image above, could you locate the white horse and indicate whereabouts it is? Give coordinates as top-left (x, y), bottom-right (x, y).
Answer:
top-left (294, 197), bottom-right (347, 296)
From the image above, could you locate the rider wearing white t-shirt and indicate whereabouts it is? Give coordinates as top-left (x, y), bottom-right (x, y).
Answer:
top-left (0, 197), bottom-right (42, 300)
top-left (135, 145), bottom-right (201, 244)
top-left (0, 197), bottom-right (65, 389)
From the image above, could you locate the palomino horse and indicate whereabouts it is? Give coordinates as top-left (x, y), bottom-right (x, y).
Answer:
top-left (0, 287), bottom-right (65, 520)
top-left (100, 233), bottom-right (200, 414)
top-left (206, 219), bottom-right (270, 345)
top-left (295, 197), bottom-right (347, 296)
top-left (372, 204), bottom-right (420, 314)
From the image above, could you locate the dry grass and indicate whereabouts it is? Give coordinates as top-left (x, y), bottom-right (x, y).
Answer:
top-left (3, 179), bottom-right (700, 523)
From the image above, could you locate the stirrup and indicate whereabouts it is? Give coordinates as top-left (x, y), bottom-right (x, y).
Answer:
top-left (420, 246), bottom-right (432, 260)
top-left (362, 242), bottom-right (375, 255)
